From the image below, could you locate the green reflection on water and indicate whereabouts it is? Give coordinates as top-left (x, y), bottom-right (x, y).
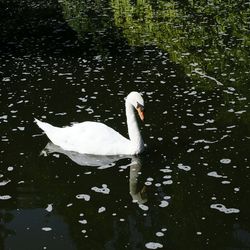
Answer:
top-left (111, 0), bottom-right (250, 87)
top-left (60, 0), bottom-right (250, 89)
top-left (60, 0), bottom-right (250, 126)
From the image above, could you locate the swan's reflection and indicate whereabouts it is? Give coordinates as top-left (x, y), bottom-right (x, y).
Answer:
top-left (41, 143), bottom-right (147, 204)
top-left (41, 142), bottom-right (126, 168)
top-left (129, 157), bottom-right (148, 204)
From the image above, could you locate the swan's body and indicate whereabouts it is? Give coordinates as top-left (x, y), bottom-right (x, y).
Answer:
top-left (35, 91), bottom-right (145, 155)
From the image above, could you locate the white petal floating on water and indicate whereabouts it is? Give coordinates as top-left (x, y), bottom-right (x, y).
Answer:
top-left (85, 107), bottom-right (94, 114)
top-left (91, 184), bottom-right (110, 194)
top-left (206, 119), bottom-right (215, 123)
top-left (193, 139), bottom-right (218, 145)
top-left (159, 168), bottom-right (172, 173)
top-left (235, 110), bottom-right (246, 115)
top-left (58, 72), bottom-right (72, 76)
top-left (98, 207), bottom-right (106, 213)
top-left (0, 115), bottom-right (8, 120)
top-left (159, 200), bottom-right (169, 208)
top-left (207, 171), bottom-right (227, 179)
top-left (156, 232), bottom-right (164, 237)
top-left (205, 127), bottom-right (217, 131)
top-left (147, 177), bottom-right (154, 182)
top-left (188, 91), bottom-right (197, 96)
top-left (163, 175), bottom-right (172, 179)
top-left (228, 87), bottom-right (235, 91)
top-left (220, 159), bottom-right (231, 164)
top-left (145, 242), bottom-right (163, 249)
top-left (221, 181), bottom-right (231, 184)
top-left (76, 194), bottom-right (90, 201)
top-left (79, 219), bottom-right (87, 224)
top-left (0, 180), bottom-right (11, 186)
top-left (193, 123), bottom-right (205, 127)
top-left (45, 204), bottom-right (53, 212)
top-left (163, 180), bottom-right (173, 185)
top-left (2, 77), bottom-right (11, 82)
top-left (139, 204), bottom-right (149, 211)
top-left (55, 112), bottom-right (67, 116)
top-left (78, 97), bottom-right (87, 102)
top-left (210, 204), bottom-right (240, 214)
top-left (7, 166), bottom-right (14, 171)
top-left (0, 195), bottom-right (12, 200)
top-left (177, 164), bottom-right (191, 171)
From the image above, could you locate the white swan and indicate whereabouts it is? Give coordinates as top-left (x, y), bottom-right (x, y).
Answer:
top-left (35, 91), bottom-right (145, 155)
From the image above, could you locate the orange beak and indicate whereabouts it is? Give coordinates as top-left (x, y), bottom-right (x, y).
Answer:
top-left (137, 107), bottom-right (145, 121)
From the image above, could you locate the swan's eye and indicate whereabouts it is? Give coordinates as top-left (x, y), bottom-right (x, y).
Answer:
top-left (137, 102), bottom-right (144, 111)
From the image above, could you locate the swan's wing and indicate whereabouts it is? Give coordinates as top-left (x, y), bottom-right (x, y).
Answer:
top-left (50, 122), bottom-right (131, 155)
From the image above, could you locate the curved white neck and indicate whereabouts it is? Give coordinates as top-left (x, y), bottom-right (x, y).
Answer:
top-left (125, 100), bottom-right (144, 152)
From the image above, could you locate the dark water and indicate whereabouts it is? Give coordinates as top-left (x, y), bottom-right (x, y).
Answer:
top-left (0, 1), bottom-right (250, 249)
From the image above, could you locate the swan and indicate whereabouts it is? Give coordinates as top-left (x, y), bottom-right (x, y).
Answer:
top-left (35, 91), bottom-right (145, 155)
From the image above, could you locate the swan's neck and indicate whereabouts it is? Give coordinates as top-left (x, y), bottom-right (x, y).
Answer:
top-left (126, 101), bottom-right (144, 153)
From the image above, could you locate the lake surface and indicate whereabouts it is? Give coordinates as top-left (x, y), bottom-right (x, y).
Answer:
top-left (0, 1), bottom-right (250, 249)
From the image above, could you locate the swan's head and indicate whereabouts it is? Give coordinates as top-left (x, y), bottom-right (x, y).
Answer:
top-left (126, 91), bottom-right (145, 121)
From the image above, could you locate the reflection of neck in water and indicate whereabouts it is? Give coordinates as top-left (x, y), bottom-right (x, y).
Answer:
top-left (129, 157), bottom-right (148, 204)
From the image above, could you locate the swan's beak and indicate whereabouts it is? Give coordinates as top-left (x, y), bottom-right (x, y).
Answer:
top-left (137, 107), bottom-right (145, 121)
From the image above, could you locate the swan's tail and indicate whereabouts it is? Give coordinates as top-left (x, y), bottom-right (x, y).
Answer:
top-left (34, 118), bottom-right (62, 146)
top-left (34, 118), bottom-right (55, 133)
